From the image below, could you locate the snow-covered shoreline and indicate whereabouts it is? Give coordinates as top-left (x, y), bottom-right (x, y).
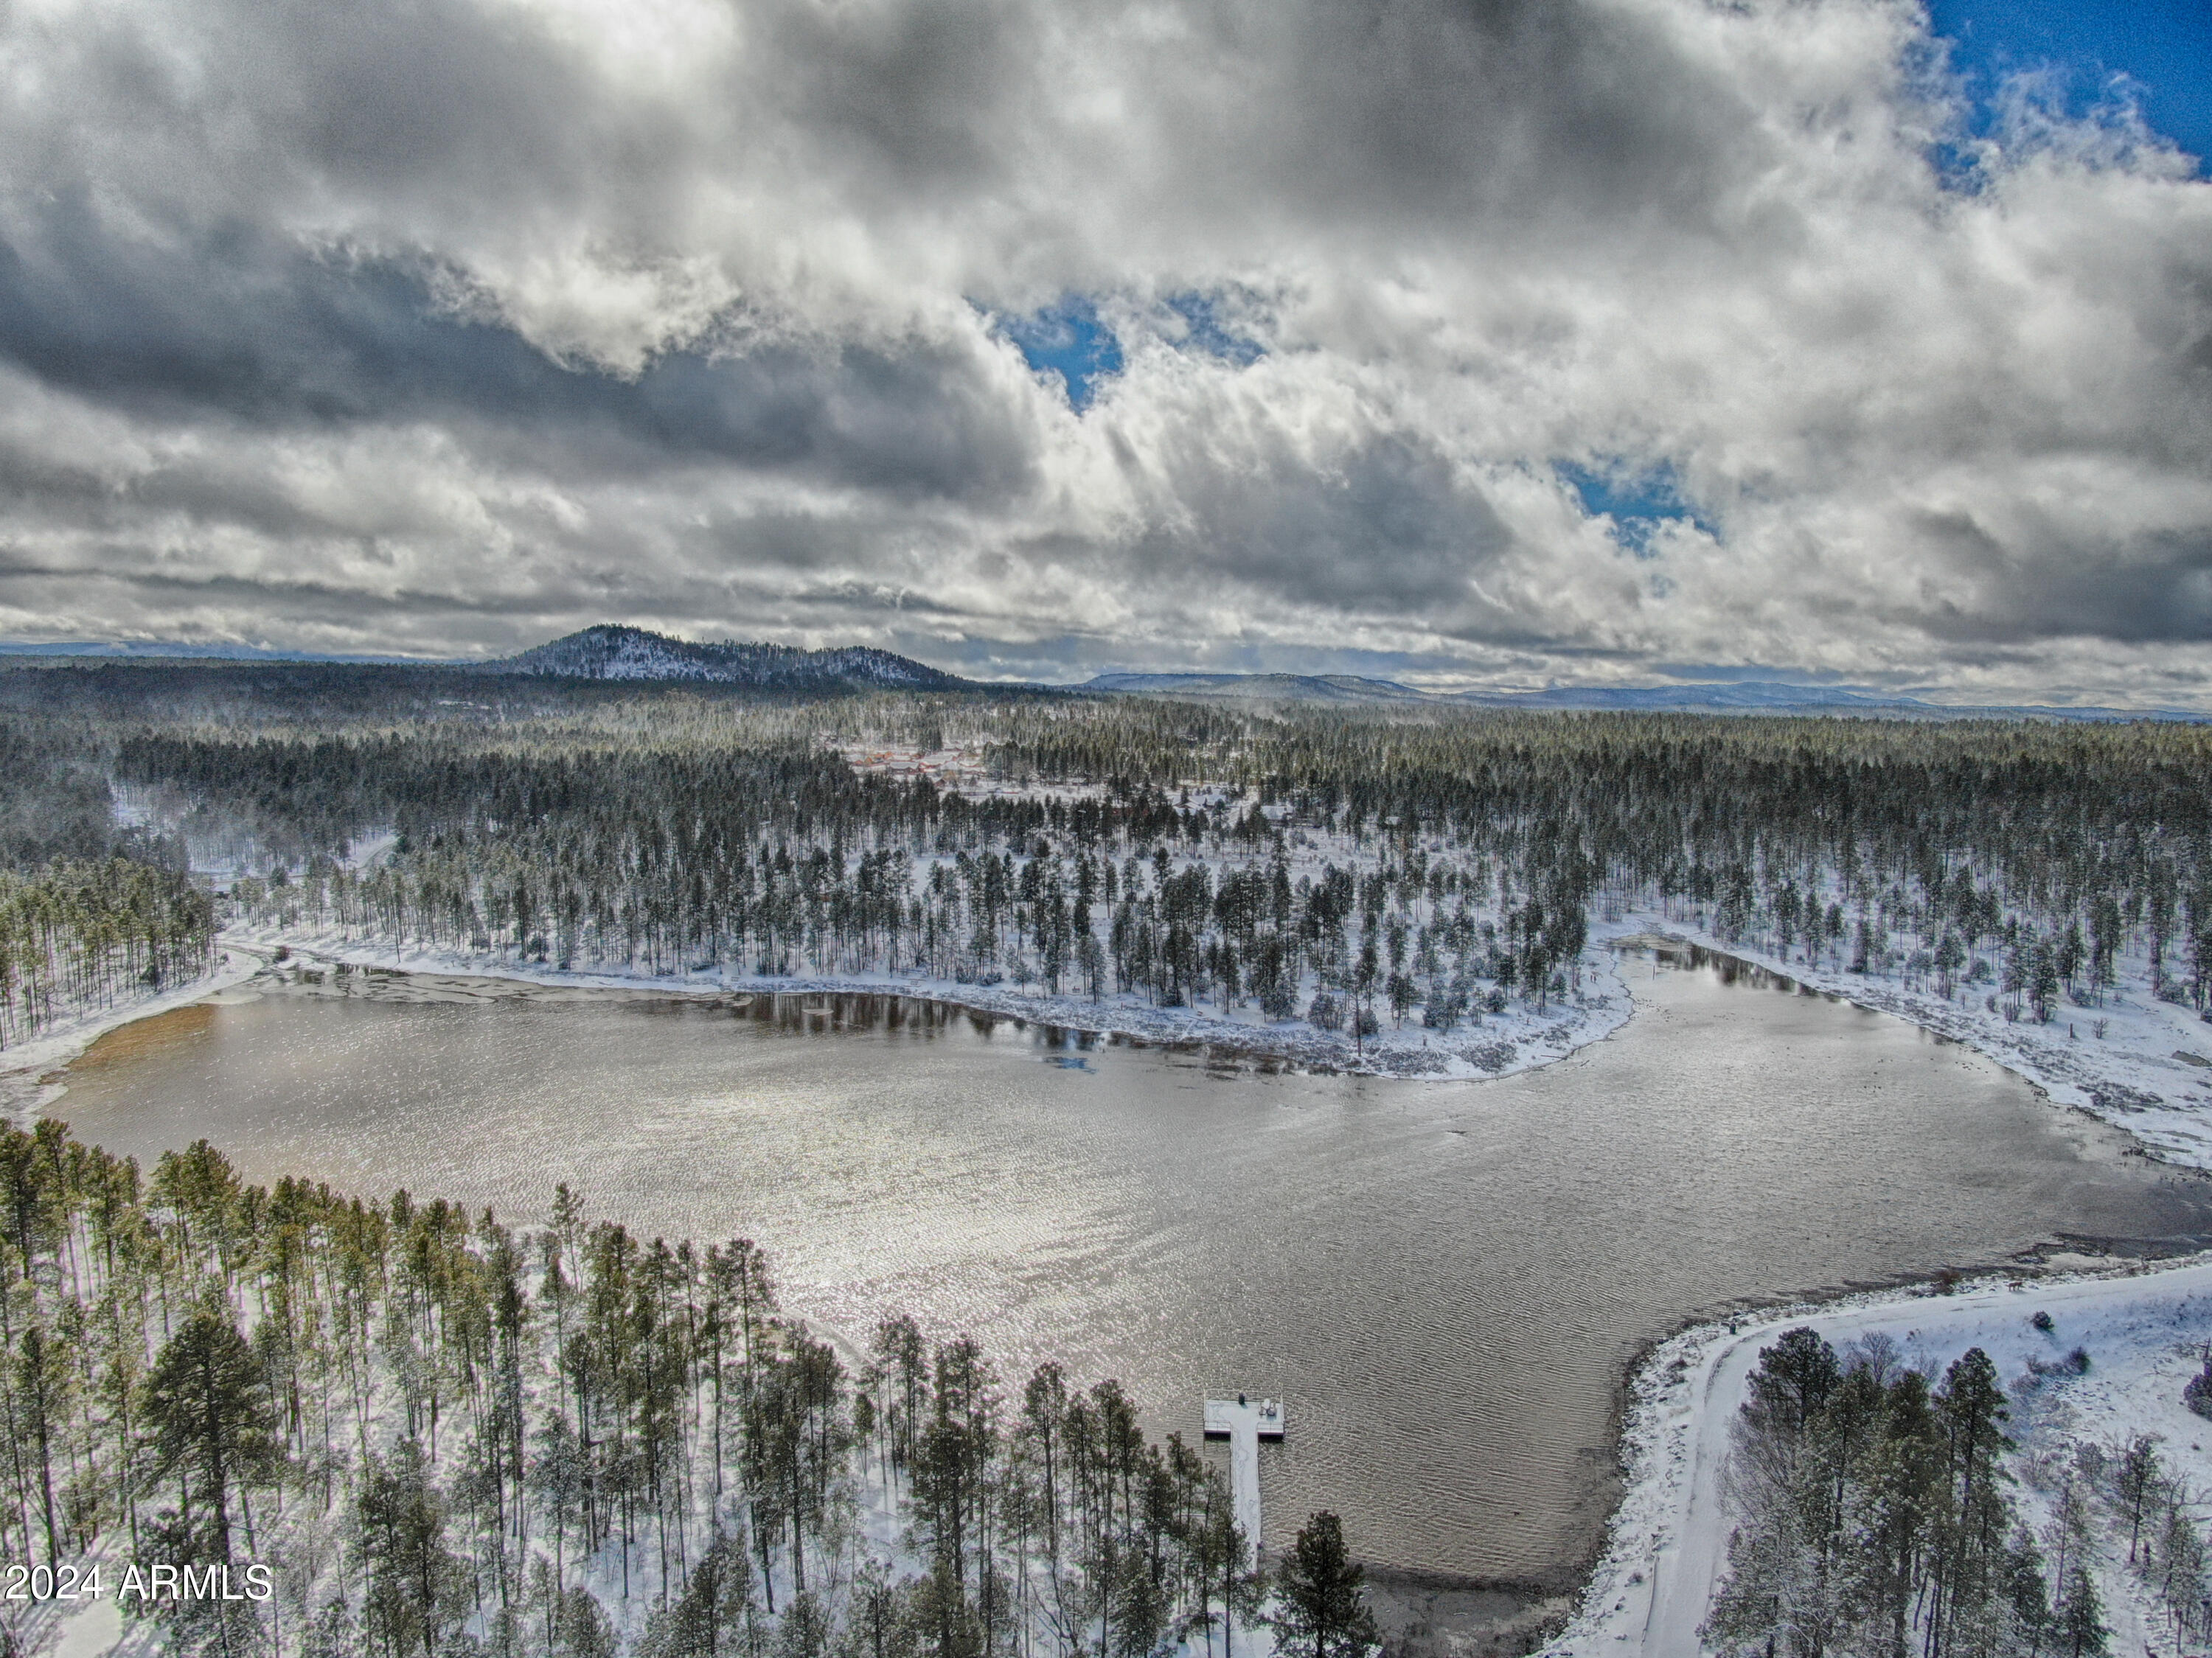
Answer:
top-left (29, 909), bottom-right (2206, 1127)
top-left (1541, 1253), bottom-right (2212, 1657)
top-left (179, 920), bottom-right (1638, 1083)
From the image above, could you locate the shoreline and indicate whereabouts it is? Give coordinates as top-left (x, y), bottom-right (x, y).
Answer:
top-left (29, 913), bottom-right (2194, 1135)
top-left (172, 922), bottom-right (1641, 1083)
top-left (1, 924), bottom-right (1636, 1126)
top-left (1543, 916), bottom-right (2212, 1652)
top-left (0, 949), bottom-right (265, 1118)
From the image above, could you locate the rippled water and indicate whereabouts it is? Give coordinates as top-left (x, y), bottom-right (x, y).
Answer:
top-left (44, 944), bottom-right (2212, 1583)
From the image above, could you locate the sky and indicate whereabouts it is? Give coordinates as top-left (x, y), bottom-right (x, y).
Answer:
top-left (0, 0), bottom-right (2205, 703)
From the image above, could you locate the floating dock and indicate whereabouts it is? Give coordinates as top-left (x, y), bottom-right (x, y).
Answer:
top-left (1203, 1397), bottom-right (1284, 1564)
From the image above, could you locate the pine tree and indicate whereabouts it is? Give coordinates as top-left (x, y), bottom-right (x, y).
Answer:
top-left (1270, 1511), bottom-right (1378, 1658)
top-left (144, 1292), bottom-right (282, 1558)
top-left (2115, 1435), bottom-right (2159, 1564)
top-left (2058, 1561), bottom-right (2108, 1657)
top-left (358, 1436), bottom-right (467, 1658)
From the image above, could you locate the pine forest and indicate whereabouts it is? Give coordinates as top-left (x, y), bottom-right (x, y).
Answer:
top-left (7, 670), bottom-right (2212, 1067)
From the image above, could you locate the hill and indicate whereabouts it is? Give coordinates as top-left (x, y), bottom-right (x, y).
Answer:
top-left (493, 625), bottom-right (970, 691)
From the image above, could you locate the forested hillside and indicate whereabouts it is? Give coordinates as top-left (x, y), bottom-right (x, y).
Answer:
top-left (495, 627), bottom-right (970, 693)
top-left (0, 859), bottom-right (218, 1047)
top-left (0, 1119), bottom-right (1262, 1657)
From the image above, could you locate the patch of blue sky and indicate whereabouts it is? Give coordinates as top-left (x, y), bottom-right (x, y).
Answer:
top-left (1557, 459), bottom-right (1718, 557)
top-left (998, 297), bottom-right (1123, 411)
top-left (1928, 1), bottom-right (2210, 176)
top-left (1163, 293), bottom-right (1265, 367)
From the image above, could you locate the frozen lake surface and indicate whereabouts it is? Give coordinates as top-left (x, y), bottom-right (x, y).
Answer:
top-left (45, 943), bottom-right (2212, 1584)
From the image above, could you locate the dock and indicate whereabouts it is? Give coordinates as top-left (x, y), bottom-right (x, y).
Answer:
top-left (1202, 1396), bottom-right (1284, 1563)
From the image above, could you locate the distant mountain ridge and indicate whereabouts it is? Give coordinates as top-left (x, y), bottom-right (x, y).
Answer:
top-left (1082, 671), bottom-right (1433, 703)
top-left (0, 640), bottom-right (434, 663)
top-left (1082, 671), bottom-right (2202, 722)
top-left (1456, 679), bottom-right (1934, 712)
top-left (491, 625), bottom-right (970, 691)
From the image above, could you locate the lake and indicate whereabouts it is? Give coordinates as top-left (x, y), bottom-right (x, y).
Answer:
top-left (41, 941), bottom-right (2212, 1586)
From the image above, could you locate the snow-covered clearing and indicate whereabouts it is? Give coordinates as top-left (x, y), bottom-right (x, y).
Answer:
top-left (829, 739), bottom-right (1107, 804)
top-left (1544, 1257), bottom-right (2212, 1657)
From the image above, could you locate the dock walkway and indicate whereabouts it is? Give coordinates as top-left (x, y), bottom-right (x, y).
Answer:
top-left (1202, 1396), bottom-right (1284, 1563)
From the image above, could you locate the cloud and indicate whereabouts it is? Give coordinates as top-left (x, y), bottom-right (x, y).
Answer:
top-left (0, 0), bottom-right (2204, 698)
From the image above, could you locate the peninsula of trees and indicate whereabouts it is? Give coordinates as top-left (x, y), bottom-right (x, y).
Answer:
top-left (0, 1118), bottom-right (1274, 1657)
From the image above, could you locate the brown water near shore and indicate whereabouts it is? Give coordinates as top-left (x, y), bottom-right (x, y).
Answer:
top-left (41, 944), bottom-right (2212, 1586)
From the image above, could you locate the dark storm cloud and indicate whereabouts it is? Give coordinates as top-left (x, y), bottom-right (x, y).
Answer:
top-left (749, 0), bottom-right (1753, 251)
top-left (765, 0), bottom-right (1044, 198)
top-left (1905, 507), bottom-right (2212, 646)
top-left (1248, 1), bottom-right (1755, 231)
top-left (32, 0), bottom-right (618, 222)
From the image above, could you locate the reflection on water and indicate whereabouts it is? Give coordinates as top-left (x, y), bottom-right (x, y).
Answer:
top-left (1660, 941), bottom-right (1826, 995)
top-left (46, 946), bottom-right (2212, 1583)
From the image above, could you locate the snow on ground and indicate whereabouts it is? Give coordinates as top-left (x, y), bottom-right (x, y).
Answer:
top-left (1595, 908), bottom-right (2212, 1173)
top-left (212, 922), bottom-right (1635, 1084)
top-left (11, 1261), bottom-right (987, 1658)
top-left (1543, 1256), bottom-right (2212, 1658)
top-left (23, 1430), bottom-right (931, 1657)
top-left (23, 1324), bottom-right (1266, 1658)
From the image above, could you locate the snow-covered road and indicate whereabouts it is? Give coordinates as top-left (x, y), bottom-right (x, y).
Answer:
top-left (1546, 1256), bottom-right (2212, 1657)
